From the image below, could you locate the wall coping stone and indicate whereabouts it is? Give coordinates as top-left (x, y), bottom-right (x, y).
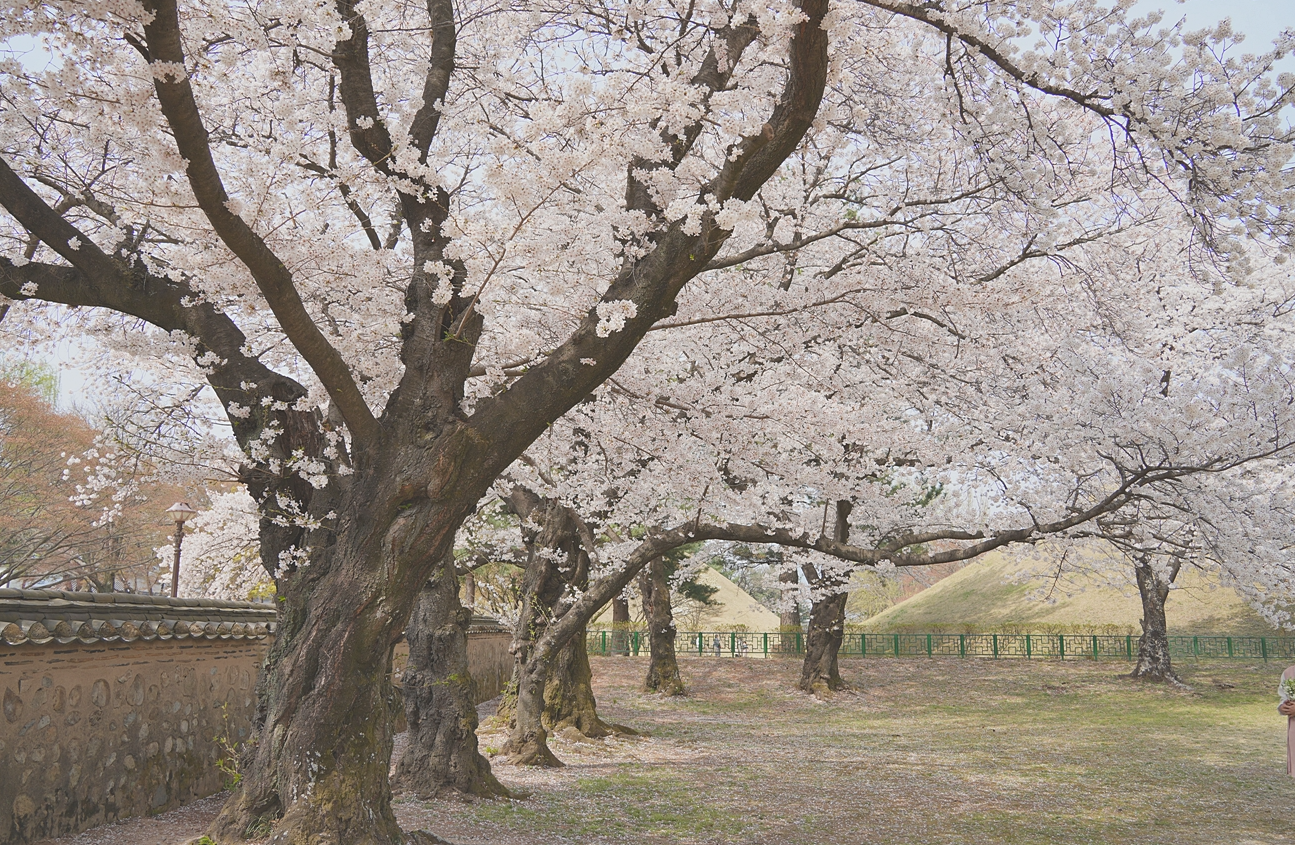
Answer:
top-left (0, 589), bottom-right (277, 646)
top-left (466, 613), bottom-right (508, 635)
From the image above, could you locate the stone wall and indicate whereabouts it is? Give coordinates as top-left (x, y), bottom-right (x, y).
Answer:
top-left (464, 616), bottom-right (512, 703)
top-left (1, 591), bottom-right (514, 845)
top-left (391, 614), bottom-right (514, 704)
top-left (0, 590), bottom-right (275, 845)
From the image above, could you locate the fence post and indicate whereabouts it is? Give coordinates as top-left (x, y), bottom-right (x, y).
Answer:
top-left (1026, 634), bottom-right (1032, 659)
top-left (992, 634), bottom-right (998, 658)
top-left (894, 633), bottom-right (900, 657)
top-left (1126, 635), bottom-right (1132, 660)
top-left (1059, 634), bottom-right (1065, 660)
top-left (1092, 635), bottom-right (1097, 661)
top-left (1227, 636), bottom-right (1233, 658)
top-left (927, 633), bottom-right (932, 657)
top-left (1193, 636), bottom-right (1199, 659)
top-left (862, 633), bottom-right (867, 657)
top-left (797, 632), bottom-right (803, 654)
top-left (698, 633), bottom-right (703, 656)
top-left (764, 632), bottom-right (769, 658)
top-left (960, 634), bottom-right (966, 658)
top-left (1262, 637), bottom-right (1269, 662)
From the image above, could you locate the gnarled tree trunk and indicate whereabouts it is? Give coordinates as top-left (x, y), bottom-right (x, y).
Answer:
top-left (1131, 555), bottom-right (1183, 684)
top-left (642, 555), bottom-right (685, 695)
top-left (395, 553), bottom-right (507, 799)
top-left (503, 490), bottom-right (648, 763)
top-left (543, 628), bottom-right (624, 736)
top-left (798, 501), bottom-right (852, 697)
top-left (210, 445), bottom-right (481, 845)
top-left (506, 646), bottom-right (566, 768)
top-left (501, 492), bottom-right (585, 766)
top-left (799, 590), bottom-right (849, 696)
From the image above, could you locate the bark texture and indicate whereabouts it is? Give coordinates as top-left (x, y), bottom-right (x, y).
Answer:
top-left (544, 631), bottom-right (625, 736)
top-left (394, 554), bottom-right (507, 799)
top-left (501, 492), bottom-right (587, 766)
top-left (209, 433), bottom-right (485, 845)
top-left (798, 501), bottom-right (852, 697)
top-left (641, 556), bottom-right (685, 695)
top-left (1130, 555), bottom-right (1184, 684)
top-left (505, 652), bottom-right (565, 767)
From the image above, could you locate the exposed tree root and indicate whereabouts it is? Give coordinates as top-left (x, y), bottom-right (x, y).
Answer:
top-left (503, 733), bottom-right (566, 767)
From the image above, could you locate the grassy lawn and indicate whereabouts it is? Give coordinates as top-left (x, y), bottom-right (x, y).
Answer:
top-left (394, 655), bottom-right (1295, 844)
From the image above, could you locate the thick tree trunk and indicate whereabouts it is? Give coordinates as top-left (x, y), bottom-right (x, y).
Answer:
top-left (209, 431), bottom-right (484, 845)
top-left (506, 651), bottom-right (564, 767)
top-left (1131, 556), bottom-right (1183, 684)
top-left (799, 591), bottom-right (848, 696)
top-left (798, 501), bottom-right (852, 697)
top-left (209, 542), bottom-right (436, 843)
top-left (501, 495), bottom-right (580, 766)
top-left (543, 630), bottom-right (626, 736)
top-left (641, 556), bottom-right (685, 695)
top-left (611, 595), bottom-right (631, 656)
top-left (394, 555), bottom-right (507, 799)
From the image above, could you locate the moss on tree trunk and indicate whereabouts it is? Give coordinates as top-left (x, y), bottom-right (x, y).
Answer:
top-left (543, 631), bottom-right (627, 736)
top-left (395, 554), bottom-right (508, 799)
top-left (641, 556), bottom-right (685, 696)
top-left (207, 431), bottom-right (486, 844)
top-left (504, 653), bottom-right (564, 767)
top-left (207, 545), bottom-right (420, 844)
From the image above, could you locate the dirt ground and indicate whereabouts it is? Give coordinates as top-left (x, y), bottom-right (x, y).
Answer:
top-left (34, 655), bottom-right (1295, 845)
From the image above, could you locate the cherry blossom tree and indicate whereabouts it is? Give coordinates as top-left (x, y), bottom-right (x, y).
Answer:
top-left (171, 488), bottom-right (274, 600)
top-left (3, 0), bottom-right (1294, 841)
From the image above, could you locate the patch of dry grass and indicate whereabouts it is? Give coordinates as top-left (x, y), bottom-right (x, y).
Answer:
top-left (397, 656), bottom-right (1295, 845)
top-left (39, 655), bottom-right (1295, 845)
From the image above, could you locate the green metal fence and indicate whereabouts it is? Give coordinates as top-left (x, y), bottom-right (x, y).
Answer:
top-left (587, 630), bottom-right (1295, 662)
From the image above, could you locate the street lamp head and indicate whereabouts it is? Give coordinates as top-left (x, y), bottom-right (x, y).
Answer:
top-left (166, 501), bottom-right (197, 525)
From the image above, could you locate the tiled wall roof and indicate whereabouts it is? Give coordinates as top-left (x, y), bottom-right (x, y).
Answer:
top-left (466, 613), bottom-right (509, 635)
top-left (0, 589), bottom-right (277, 646)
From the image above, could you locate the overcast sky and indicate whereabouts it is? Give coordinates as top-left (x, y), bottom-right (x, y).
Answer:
top-left (1133, 0), bottom-right (1292, 54)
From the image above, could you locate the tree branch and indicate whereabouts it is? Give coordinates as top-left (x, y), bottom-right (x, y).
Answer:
top-left (140, 0), bottom-right (379, 445)
top-left (0, 156), bottom-right (322, 472)
top-left (468, 0), bottom-right (830, 473)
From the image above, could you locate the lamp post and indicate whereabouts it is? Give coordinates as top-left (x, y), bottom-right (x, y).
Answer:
top-left (165, 501), bottom-right (197, 598)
